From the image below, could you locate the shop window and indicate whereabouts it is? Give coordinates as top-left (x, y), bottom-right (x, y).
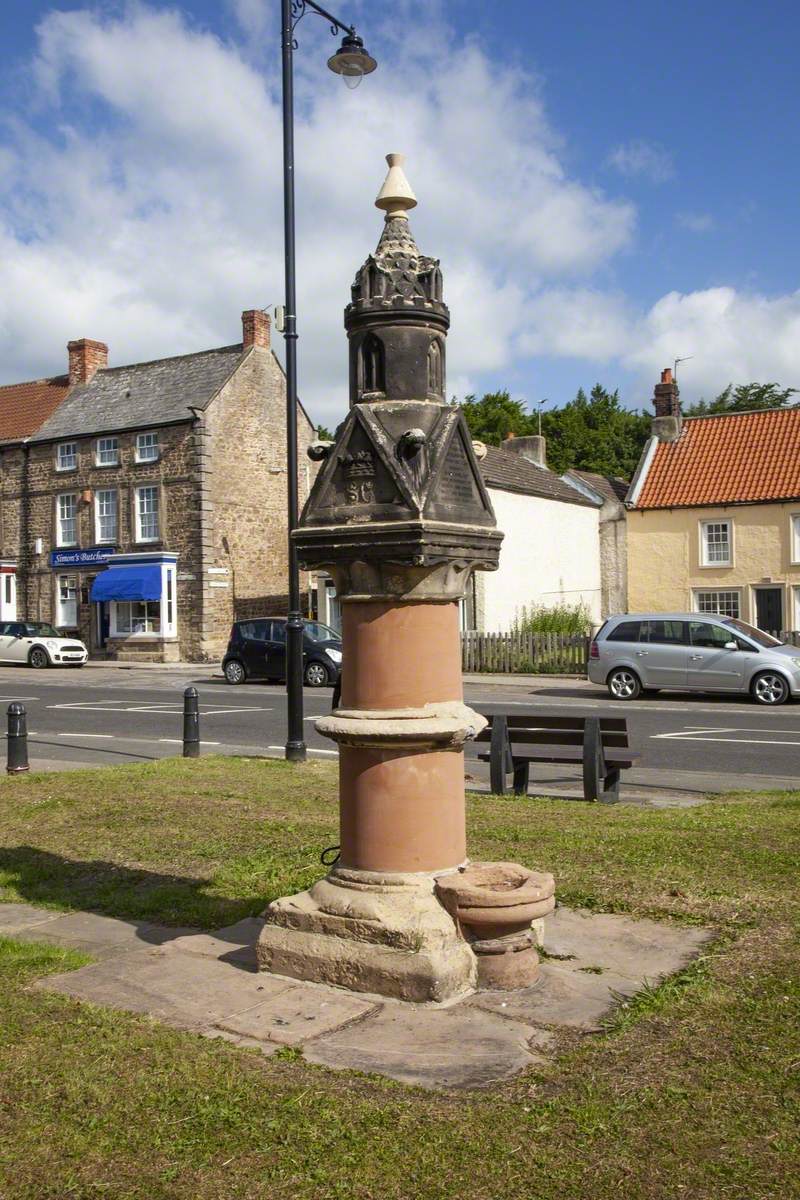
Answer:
top-left (136, 432), bottom-right (159, 462)
top-left (700, 520), bottom-right (732, 566)
top-left (56, 442), bottom-right (77, 471)
top-left (96, 436), bottom-right (119, 466)
top-left (56, 574), bottom-right (78, 627)
top-left (113, 600), bottom-right (161, 635)
top-left (694, 589), bottom-right (741, 618)
top-left (57, 493), bottom-right (78, 546)
top-left (95, 489), bottom-right (117, 544)
top-left (135, 486), bottom-right (160, 542)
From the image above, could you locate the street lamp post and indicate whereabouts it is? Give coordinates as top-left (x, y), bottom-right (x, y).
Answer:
top-left (279, 0), bottom-right (376, 763)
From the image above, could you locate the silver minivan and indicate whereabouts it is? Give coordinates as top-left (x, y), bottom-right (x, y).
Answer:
top-left (588, 613), bottom-right (800, 705)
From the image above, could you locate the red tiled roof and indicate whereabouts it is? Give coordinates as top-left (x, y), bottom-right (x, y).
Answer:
top-left (636, 408), bottom-right (800, 508)
top-left (0, 376), bottom-right (70, 442)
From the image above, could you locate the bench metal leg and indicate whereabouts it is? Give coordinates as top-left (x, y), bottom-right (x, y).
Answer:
top-left (582, 717), bottom-right (604, 803)
top-left (599, 767), bottom-right (620, 805)
top-left (489, 715), bottom-right (511, 795)
top-left (512, 760), bottom-right (530, 795)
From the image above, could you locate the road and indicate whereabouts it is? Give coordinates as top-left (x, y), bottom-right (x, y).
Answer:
top-left (1, 666), bottom-right (798, 794)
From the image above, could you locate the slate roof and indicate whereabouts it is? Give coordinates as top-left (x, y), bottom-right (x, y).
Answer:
top-left (479, 446), bottom-right (597, 507)
top-left (0, 375), bottom-right (71, 443)
top-left (570, 469), bottom-right (629, 504)
top-left (31, 344), bottom-right (245, 442)
top-left (634, 408), bottom-right (800, 509)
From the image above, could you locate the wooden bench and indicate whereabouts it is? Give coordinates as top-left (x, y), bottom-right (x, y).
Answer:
top-left (474, 714), bottom-right (639, 804)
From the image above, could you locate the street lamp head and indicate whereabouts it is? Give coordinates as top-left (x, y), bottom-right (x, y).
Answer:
top-left (327, 31), bottom-right (377, 88)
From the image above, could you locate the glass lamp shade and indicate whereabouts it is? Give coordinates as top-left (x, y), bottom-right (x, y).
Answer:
top-left (327, 33), bottom-right (377, 87)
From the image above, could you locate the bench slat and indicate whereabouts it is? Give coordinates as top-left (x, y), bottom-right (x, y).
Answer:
top-left (478, 748), bottom-right (638, 766)
top-left (483, 714), bottom-right (628, 730)
top-left (475, 729), bottom-right (629, 748)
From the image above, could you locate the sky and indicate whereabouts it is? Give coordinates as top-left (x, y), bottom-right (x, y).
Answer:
top-left (0, 0), bottom-right (799, 429)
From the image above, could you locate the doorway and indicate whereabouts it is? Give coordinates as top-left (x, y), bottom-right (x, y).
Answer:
top-left (755, 587), bottom-right (783, 634)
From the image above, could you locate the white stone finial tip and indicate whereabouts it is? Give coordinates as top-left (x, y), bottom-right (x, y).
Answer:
top-left (375, 151), bottom-right (417, 219)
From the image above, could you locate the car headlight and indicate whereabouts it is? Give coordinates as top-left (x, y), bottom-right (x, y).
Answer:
top-left (791, 658), bottom-right (800, 669)
top-left (46, 640), bottom-right (58, 650)
top-left (326, 648), bottom-right (342, 664)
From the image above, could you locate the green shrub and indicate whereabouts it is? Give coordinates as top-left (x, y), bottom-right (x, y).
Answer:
top-left (511, 602), bottom-right (592, 636)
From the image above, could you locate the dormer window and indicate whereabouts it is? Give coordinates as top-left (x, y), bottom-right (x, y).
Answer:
top-left (96, 436), bottom-right (119, 466)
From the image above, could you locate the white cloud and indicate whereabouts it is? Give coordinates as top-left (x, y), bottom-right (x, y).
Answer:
top-left (0, 5), bottom-right (634, 420)
top-left (517, 284), bottom-right (800, 400)
top-left (676, 211), bottom-right (715, 233)
top-left (608, 139), bottom-right (674, 184)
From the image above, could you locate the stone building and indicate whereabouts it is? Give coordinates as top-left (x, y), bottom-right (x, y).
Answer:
top-left (564, 469), bottom-right (629, 617)
top-left (0, 310), bottom-right (316, 661)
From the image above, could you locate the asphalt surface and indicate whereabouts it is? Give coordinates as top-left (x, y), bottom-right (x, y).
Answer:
top-left (1, 665), bottom-right (799, 795)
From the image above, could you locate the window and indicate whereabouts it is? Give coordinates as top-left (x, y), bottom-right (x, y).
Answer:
top-left (166, 570), bottom-right (175, 632)
top-left (136, 432), bottom-right (159, 462)
top-left (607, 620), bottom-right (642, 642)
top-left (269, 620), bottom-right (287, 644)
top-left (694, 589), bottom-right (741, 618)
top-left (56, 442), bottom-right (77, 471)
top-left (700, 520), bottom-right (732, 566)
top-left (57, 493), bottom-right (78, 546)
top-left (114, 601), bottom-right (161, 634)
top-left (792, 515), bottom-right (800, 564)
top-left (689, 621), bottom-right (736, 649)
top-left (641, 619), bottom-right (688, 645)
top-left (96, 436), bottom-right (119, 466)
top-left (56, 574), bottom-right (78, 627)
top-left (135, 486), bottom-right (159, 542)
top-left (95, 489), bottom-right (117, 544)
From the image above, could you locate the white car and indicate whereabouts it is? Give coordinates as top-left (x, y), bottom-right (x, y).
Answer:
top-left (0, 621), bottom-right (88, 668)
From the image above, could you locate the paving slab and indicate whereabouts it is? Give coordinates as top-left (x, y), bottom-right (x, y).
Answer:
top-left (218, 985), bottom-right (376, 1045)
top-left (544, 906), bottom-right (714, 982)
top-left (22, 911), bottom-right (196, 954)
top-left (0, 903), bottom-right (62, 932)
top-left (303, 1004), bottom-right (552, 1090)
top-left (37, 944), bottom-right (295, 1030)
top-left (466, 962), bottom-right (639, 1032)
top-left (170, 917), bottom-right (264, 969)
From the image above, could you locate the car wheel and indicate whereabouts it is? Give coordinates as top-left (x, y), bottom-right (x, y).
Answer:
top-left (224, 659), bottom-right (246, 685)
top-left (607, 667), bottom-right (641, 701)
top-left (28, 646), bottom-right (50, 669)
top-left (751, 671), bottom-right (790, 706)
top-left (304, 661), bottom-right (329, 687)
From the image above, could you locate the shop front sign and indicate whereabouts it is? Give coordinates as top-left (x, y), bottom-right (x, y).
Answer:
top-left (49, 547), bottom-right (117, 569)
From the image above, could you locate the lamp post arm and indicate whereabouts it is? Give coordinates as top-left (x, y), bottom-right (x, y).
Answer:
top-left (291, 0), bottom-right (355, 39)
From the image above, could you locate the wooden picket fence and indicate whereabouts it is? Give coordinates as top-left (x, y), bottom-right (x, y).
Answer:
top-left (461, 630), bottom-right (590, 675)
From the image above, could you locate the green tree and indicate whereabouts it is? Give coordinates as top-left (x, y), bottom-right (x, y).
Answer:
top-left (541, 385), bottom-right (650, 478)
top-left (316, 423), bottom-right (334, 441)
top-left (460, 390), bottom-right (532, 445)
top-left (685, 382), bottom-right (798, 416)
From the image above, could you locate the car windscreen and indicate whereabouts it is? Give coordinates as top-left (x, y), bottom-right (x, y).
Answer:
top-left (24, 623), bottom-right (60, 637)
top-left (722, 618), bottom-right (781, 648)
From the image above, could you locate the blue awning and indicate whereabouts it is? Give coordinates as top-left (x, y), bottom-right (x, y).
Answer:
top-left (90, 565), bottom-right (162, 602)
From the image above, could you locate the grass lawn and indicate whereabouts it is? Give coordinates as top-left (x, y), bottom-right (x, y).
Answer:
top-left (0, 756), bottom-right (797, 1199)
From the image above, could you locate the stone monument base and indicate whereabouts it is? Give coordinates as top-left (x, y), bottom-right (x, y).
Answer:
top-left (257, 864), bottom-right (477, 1003)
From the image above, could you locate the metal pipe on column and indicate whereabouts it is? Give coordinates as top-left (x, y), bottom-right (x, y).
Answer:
top-left (7, 703), bottom-right (29, 774)
top-left (182, 687), bottom-right (200, 758)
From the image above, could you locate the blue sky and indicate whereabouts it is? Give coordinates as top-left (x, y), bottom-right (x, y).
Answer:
top-left (0, 0), bottom-right (798, 425)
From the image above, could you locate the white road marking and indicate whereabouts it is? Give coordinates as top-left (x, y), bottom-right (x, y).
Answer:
top-left (652, 731), bottom-right (800, 746)
top-left (57, 732), bottom-right (113, 738)
top-left (157, 738), bottom-right (220, 745)
top-left (0, 696), bottom-right (39, 702)
top-left (267, 744), bottom-right (338, 757)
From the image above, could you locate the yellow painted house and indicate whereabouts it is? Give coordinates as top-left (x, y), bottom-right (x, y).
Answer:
top-left (626, 370), bottom-right (800, 633)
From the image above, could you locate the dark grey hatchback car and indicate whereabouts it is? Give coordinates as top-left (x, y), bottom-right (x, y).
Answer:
top-left (222, 618), bottom-right (342, 687)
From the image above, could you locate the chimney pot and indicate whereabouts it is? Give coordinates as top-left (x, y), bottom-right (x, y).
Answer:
top-left (67, 338), bottom-right (108, 385)
top-left (661, 367), bottom-right (673, 384)
top-left (242, 309), bottom-right (270, 350)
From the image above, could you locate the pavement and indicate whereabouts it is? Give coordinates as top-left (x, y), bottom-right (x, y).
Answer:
top-left (3, 901), bottom-right (712, 1090)
top-left (2, 663), bottom-right (799, 798)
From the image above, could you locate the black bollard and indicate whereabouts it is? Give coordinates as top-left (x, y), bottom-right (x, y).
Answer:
top-left (7, 703), bottom-right (29, 774)
top-left (183, 687), bottom-right (200, 758)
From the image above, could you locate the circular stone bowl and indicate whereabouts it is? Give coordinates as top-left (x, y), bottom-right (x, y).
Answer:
top-left (435, 861), bottom-right (556, 941)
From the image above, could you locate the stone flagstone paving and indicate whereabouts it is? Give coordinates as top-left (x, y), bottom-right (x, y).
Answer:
top-left (0, 902), bottom-right (713, 1090)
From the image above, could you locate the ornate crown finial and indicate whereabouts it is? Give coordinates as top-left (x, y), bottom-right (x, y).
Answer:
top-left (375, 152), bottom-right (417, 221)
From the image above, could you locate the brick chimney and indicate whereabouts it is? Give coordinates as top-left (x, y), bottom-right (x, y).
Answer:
top-left (67, 338), bottom-right (108, 385)
top-left (242, 309), bottom-right (270, 350)
top-left (502, 432), bottom-right (547, 468)
top-left (652, 367), bottom-right (682, 442)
